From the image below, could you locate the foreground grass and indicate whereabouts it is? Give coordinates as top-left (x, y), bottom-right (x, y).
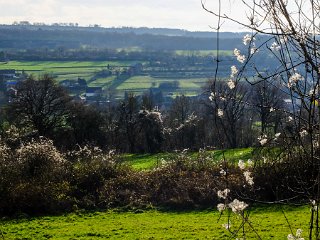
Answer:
top-left (123, 148), bottom-right (254, 170)
top-left (1, 206), bottom-right (310, 239)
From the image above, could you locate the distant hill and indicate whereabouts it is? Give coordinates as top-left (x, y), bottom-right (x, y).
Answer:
top-left (0, 25), bottom-right (248, 51)
top-left (0, 24), bottom-right (246, 38)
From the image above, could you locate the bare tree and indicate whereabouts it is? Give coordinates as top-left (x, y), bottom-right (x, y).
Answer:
top-left (251, 80), bottom-right (285, 134)
top-left (9, 74), bottom-right (71, 137)
top-left (202, 0), bottom-right (320, 238)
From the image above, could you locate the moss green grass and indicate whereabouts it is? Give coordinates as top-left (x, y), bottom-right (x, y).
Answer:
top-left (1, 205), bottom-right (310, 239)
top-left (123, 148), bottom-right (254, 170)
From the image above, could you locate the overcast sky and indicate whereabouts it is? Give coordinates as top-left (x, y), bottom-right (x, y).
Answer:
top-left (0, 0), bottom-right (249, 31)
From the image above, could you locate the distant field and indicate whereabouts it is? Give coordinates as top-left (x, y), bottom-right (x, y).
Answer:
top-left (175, 50), bottom-right (233, 56)
top-left (0, 60), bottom-right (213, 97)
top-left (116, 76), bottom-right (208, 93)
top-left (1, 205), bottom-right (310, 239)
top-left (0, 61), bottom-right (138, 82)
top-left (123, 148), bottom-right (254, 170)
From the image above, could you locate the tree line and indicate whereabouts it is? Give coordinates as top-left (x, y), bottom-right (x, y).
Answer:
top-left (1, 74), bottom-right (287, 153)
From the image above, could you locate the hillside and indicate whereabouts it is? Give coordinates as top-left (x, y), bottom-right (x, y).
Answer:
top-left (0, 25), bottom-right (245, 51)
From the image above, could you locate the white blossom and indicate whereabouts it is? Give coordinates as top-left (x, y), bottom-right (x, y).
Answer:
top-left (209, 92), bottom-right (215, 101)
top-left (243, 171), bottom-right (254, 186)
top-left (217, 203), bottom-right (226, 212)
top-left (250, 47), bottom-right (259, 54)
top-left (234, 48), bottom-right (246, 63)
top-left (243, 34), bottom-right (253, 45)
top-left (220, 169), bottom-right (226, 176)
top-left (258, 135), bottom-right (268, 145)
top-left (260, 138), bottom-right (268, 145)
top-left (222, 222), bottom-right (231, 229)
top-left (230, 65), bottom-right (238, 77)
top-left (217, 188), bottom-right (230, 199)
top-left (296, 229), bottom-right (302, 238)
top-left (288, 116), bottom-right (293, 122)
top-left (280, 36), bottom-right (288, 44)
top-left (263, 157), bottom-right (268, 164)
top-left (227, 79), bottom-right (236, 89)
top-left (220, 96), bottom-right (226, 101)
top-left (299, 129), bottom-right (308, 138)
top-left (234, 48), bottom-right (241, 56)
top-left (287, 234), bottom-right (295, 240)
top-left (309, 86), bottom-right (319, 96)
top-left (228, 199), bottom-right (248, 213)
top-left (289, 72), bottom-right (304, 84)
top-left (287, 229), bottom-right (304, 240)
top-left (270, 41), bottom-right (281, 51)
top-left (269, 107), bottom-right (275, 112)
top-left (237, 54), bottom-right (246, 63)
top-left (217, 109), bottom-right (224, 118)
top-left (238, 160), bottom-right (245, 170)
top-left (274, 132), bottom-right (281, 141)
top-left (311, 200), bottom-right (318, 211)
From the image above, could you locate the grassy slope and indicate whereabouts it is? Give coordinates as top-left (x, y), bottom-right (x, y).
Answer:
top-left (123, 148), bottom-right (254, 170)
top-left (1, 206), bottom-right (310, 239)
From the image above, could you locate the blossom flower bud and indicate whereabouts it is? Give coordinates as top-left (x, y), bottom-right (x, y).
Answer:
top-left (238, 160), bottom-right (245, 170)
top-left (230, 65), bottom-right (238, 77)
top-left (217, 109), bottom-right (224, 118)
top-left (220, 169), bottom-right (226, 176)
top-left (243, 34), bottom-right (253, 45)
top-left (228, 199), bottom-right (248, 213)
top-left (217, 203), bottom-right (226, 212)
top-left (299, 130), bottom-right (308, 138)
top-left (217, 188), bottom-right (230, 199)
top-left (227, 79), bottom-right (236, 89)
top-left (270, 41), bottom-right (281, 51)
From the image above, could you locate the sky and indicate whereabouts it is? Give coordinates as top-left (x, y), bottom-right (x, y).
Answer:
top-left (0, 0), bottom-right (249, 31)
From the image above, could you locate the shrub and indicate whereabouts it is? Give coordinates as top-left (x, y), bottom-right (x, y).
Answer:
top-left (15, 138), bottom-right (68, 181)
top-left (145, 150), bottom-right (243, 209)
top-left (68, 146), bottom-right (124, 209)
top-left (3, 138), bottom-right (71, 215)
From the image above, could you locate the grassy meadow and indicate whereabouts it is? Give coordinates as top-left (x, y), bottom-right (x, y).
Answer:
top-left (1, 205), bottom-right (310, 239)
top-left (123, 148), bottom-right (254, 170)
top-left (0, 147), bottom-right (311, 239)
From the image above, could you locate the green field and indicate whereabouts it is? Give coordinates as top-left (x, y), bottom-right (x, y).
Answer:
top-left (123, 148), bottom-right (254, 170)
top-left (116, 76), bottom-right (208, 91)
top-left (0, 60), bottom-right (212, 97)
top-left (1, 205), bottom-right (310, 239)
top-left (175, 50), bottom-right (233, 56)
top-left (0, 61), bottom-right (138, 81)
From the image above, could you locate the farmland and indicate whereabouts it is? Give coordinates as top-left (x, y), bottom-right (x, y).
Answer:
top-left (0, 60), bottom-right (138, 81)
top-left (0, 51), bottom-right (232, 98)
